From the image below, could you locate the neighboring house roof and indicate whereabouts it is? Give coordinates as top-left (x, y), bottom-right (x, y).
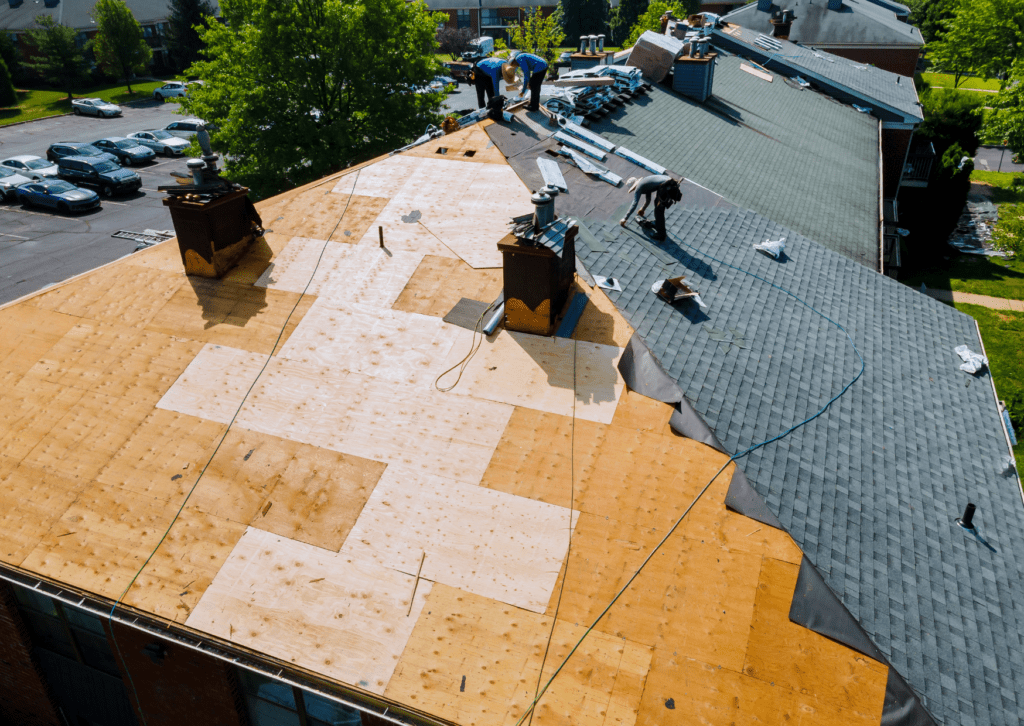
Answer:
top-left (713, 22), bottom-right (924, 124)
top-left (722, 0), bottom-right (923, 47)
top-left (0, 121), bottom-right (899, 726)
top-left (589, 54), bottom-right (882, 269)
top-left (486, 114), bottom-right (1023, 726)
top-left (0, 0), bottom-right (218, 31)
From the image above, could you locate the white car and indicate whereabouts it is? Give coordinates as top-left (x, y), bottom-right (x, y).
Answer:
top-left (1, 155), bottom-right (60, 180)
top-left (153, 80), bottom-right (203, 100)
top-left (0, 166), bottom-right (33, 200)
top-left (71, 98), bottom-right (122, 117)
top-left (163, 118), bottom-right (206, 139)
top-left (127, 130), bottom-right (192, 156)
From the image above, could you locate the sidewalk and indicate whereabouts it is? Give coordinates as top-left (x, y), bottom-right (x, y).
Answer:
top-left (923, 286), bottom-right (1024, 312)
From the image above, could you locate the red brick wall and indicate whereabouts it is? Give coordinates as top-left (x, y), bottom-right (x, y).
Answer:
top-left (815, 46), bottom-right (920, 77)
top-left (108, 623), bottom-right (249, 726)
top-left (882, 127), bottom-right (914, 197)
top-left (0, 583), bottom-right (63, 726)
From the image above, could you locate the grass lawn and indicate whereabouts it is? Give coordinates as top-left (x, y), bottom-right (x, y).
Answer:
top-left (955, 302), bottom-right (1024, 462)
top-left (970, 170), bottom-right (1024, 204)
top-left (903, 255), bottom-right (1024, 300)
top-left (921, 72), bottom-right (1001, 92)
top-left (0, 80), bottom-right (165, 127)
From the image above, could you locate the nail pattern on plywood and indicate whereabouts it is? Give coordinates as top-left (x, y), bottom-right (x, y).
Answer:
top-left (187, 526), bottom-right (432, 695)
top-left (340, 466), bottom-right (578, 613)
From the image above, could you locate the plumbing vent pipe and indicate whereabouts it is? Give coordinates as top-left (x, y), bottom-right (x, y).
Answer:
top-left (956, 503), bottom-right (976, 530)
top-left (532, 191), bottom-right (554, 229)
top-left (579, 38), bottom-right (587, 53)
top-left (597, 34), bottom-right (605, 52)
top-left (588, 35), bottom-right (597, 54)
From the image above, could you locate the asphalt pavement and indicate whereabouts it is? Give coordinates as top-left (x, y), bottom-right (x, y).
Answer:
top-left (0, 101), bottom-right (194, 305)
top-left (974, 145), bottom-right (1024, 174)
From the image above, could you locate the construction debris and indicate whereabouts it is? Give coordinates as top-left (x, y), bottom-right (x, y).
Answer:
top-left (948, 200), bottom-right (1005, 257)
top-left (541, 66), bottom-right (649, 121)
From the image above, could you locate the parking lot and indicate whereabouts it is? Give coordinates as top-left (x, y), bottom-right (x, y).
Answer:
top-left (0, 102), bottom-right (195, 305)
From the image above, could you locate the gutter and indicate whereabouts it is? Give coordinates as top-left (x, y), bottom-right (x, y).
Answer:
top-left (878, 118), bottom-right (884, 275)
top-left (972, 318), bottom-right (1022, 507)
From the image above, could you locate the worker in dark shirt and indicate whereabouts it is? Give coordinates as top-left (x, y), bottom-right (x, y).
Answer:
top-left (510, 51), bottom-right (549, 112)
top-left (473, 57), bottom-right (508, 109)
top-left (620, 174), bottom-right (682, 241)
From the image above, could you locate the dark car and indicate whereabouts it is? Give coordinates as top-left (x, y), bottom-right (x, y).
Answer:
top-left (15, 179), bottom-right (100, 213)
top-left (91, 138), bottom-right (156, 166)
top-left (56, 157), bottom-right (141, 197)
top-left (46, 142), bottom-right (117, 164)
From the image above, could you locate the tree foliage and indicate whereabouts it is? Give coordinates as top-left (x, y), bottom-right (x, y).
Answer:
top-left (182, 0), bottom-right (446, 200)
top-left (986, 57), bottom-right (1024, 157)
top-left (167, 0), bottom-right (216, 72)
top-left (905, 0), bottom-right (958, 44)
top-left (25, 16), bottom-right (89, 101)
top-left (624, 0), bottom-right (688, 48)
top-left (918, 87), bottom-right (985, 156)
top-left (557, 0), bottom-right (607, 48)
top-left (991, 201), bottom-right (1024, 256)
top-left (437, 26), bottom-right (474, 60)
top-left (508, 8), bottom-right (566, 62)
top-left (90, 0), bottom-right (152, 93)
top-left (928, 0), bottom-right (1024, 82)
top-left (0, 56), bottom-right (16, 107)
top-left (609, 0), bottom-right (647, 46)
top-left (0, 33), bottom-right (22, 83)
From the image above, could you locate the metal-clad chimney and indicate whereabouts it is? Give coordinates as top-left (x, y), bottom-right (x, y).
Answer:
top-left (770, 8), bottom-right (794, 38)
top-left (673, 49), bottom-right (717, 102)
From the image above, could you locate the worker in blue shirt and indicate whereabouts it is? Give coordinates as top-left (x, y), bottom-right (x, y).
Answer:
top-left (473, 57), bottom-right (509, 109)
top-left (510, 51), bottom-right (549, 112)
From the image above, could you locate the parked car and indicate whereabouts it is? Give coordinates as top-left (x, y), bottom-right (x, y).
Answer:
top-left (91, 138), bottom-right (156, 166)
top-left (0, 166), bottom-right (33, 200)
top-left (126, 130), bottom-right (191, 156)
top-left (1, 155), bottom-right (60, 180)
top-left (152, 80), bottom-right (203, 101)
top-left (163, 118), bottom-right (206, 139)
top-left (46, 141), bottom-right (118, 164)
top-left (71, 98), bottom-right (122, 117)
top-left (56, 157), bottom-right (141, 197)
top-left (15, 179), bottom-right (100, 213)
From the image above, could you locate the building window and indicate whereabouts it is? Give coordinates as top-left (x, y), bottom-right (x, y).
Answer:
top-left (238, 668), bottom-right (364, 726)
top-left (12, 587), bottom-right (121, 678)
top-left (456, 9), bottom-right (471, 28)
top-left (481, 8), bottom-right (499, 26)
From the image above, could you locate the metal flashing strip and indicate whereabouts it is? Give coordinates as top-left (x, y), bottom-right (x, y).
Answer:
top-left (443, 297), bottom-right (493, 331)
top-left (553, 131), bottom-right (607, 161)
top-left (556, 118), bottom-right (616, 152)
top-left (537, 157), bottom-right (568, 192)
top-left (613, 146), bottom-right (667, 175)
top-left (556, 292), bottom-right (589, 338)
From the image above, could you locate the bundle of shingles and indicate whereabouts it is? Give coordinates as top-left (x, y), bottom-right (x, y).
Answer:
top-left (541, 66), bottom-right (651, 122)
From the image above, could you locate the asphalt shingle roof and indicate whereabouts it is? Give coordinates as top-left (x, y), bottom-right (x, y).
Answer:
top-left (572, 203), bottom-right (1024, 726)
top-left (722, 0), bottom-right (923, 47)
top-left (0, 0), bottom-right (218, 31)
top-left (712, 23), bottom-right (924, 123)
top-left (588, 55), bottom-right (882, 269)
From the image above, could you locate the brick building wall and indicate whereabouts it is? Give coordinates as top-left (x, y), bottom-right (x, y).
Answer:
top-left (813, 45), bottom-right (920, 77)
top-left (0, 583), bottom-right (63, 726)
top-left (108, 622), bottom-right (249, 726)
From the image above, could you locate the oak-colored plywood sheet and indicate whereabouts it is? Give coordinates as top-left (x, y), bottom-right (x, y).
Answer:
top-left (386, 584), bottom-right (652, 726)
top-left (145, 277), bottom-right (314, 356)
top-left (438, 331), bottom-right (625, 425)
top-left (0, 305), bottom-right (78, 389)
top-left (186, 527), bottom-right (432, 695)
top-left (400, 124), bottom-right (508, 165)
top-left (90, 330), bottom-right (205, 405)
top-left (391, 255), bottom-right (503, 319)
top-left (635, 651), bottom-right (885, 726)
top-left (277, 300), bottom-right (462, 386)
top-left (0, 382), bottom-right (87, 462)
top-left (340, 466), bottom-right (578, 612)
top-left (0, 462), bottom-right (85, 565)
top-left (742, 557), bottom-right (889, 717)
top-left (611, 386), bottom-right (675, 437)
top-left (22, 320), bottom-right (143, 392)
top-left (571, 282), bottom-right (634, 348)
top-left (256, 239), bottom-right (425, 310)
top-left (261, 187), bottom-right (389, 242)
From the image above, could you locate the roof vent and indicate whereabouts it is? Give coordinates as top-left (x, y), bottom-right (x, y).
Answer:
top-left (827, 0), bottom-right (842, 10)
top-left (757, 0), bottom-right (772, 11)
top-left (956, 502), bottom-right (976, 531)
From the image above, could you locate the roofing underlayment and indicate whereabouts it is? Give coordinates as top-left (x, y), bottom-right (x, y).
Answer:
top-left (0, 95), bottom-right (1019, 726)
top-left (722, 0), bottom-right (923, 48)
top-left (586, 54), bottom-right (881, 269)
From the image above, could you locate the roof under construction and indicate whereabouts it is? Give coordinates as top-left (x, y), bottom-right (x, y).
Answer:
top-left (0, 83), bottom-right (1019, 726)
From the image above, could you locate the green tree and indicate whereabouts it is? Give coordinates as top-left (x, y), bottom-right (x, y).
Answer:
top-left (25, 16), bottom-right (89, 101)
top-left (557, 0), bottom-right (607, 48)
top-left (91, 0), bottom-right (152, 94)
top-left (929, 0), bottom-right (1024, 82)
top-left (624, 0), bottom-right (687, 48)
top-left (917, 88), bottom-right (984, 156)
top-left (986, 57), bottom-right (1024, 157)
top-left (610, 0), bottom-right (648, 46)
top-left (508, 8), bottom-right (566, 62)
top-left (437, 26), bottom-right (474, 60)
top-left (0, 33), bottom-right (21, 83)
top-left (167, 0), bottom-right (216, 72)
top-left (905, 0), bottom-right (957, 44)
top-left (0, 56), bottom-right (16, 107)
top-left (182, 0), bottom-right (446, 199)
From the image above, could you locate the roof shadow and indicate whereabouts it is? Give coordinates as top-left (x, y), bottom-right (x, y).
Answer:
top-left (187, 275), bottom-right (269, 331)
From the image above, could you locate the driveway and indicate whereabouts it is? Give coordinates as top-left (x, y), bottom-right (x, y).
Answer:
top-left (0, 103), bottom-right (195, 305)
top-left (974, 146), bottom-right (1024, 174)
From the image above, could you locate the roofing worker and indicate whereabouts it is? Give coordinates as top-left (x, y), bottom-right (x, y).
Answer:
top-left (510, 51), bottom-right (548, 112)
top-left (620, 174), bottom-right (682, 242)
top-left (473, 57), bottom-right (509, 109)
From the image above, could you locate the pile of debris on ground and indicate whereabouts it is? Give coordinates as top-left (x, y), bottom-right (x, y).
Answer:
top-left (948, 199), bottom-right (1005, 257)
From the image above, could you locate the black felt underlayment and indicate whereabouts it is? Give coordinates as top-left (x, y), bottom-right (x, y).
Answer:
top-left (723, 467), bottom-right (783, 529)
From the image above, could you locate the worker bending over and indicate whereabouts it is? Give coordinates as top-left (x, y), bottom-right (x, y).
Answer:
top-left (474, 57), bottom-right (510, 109)
top-left (510, 51), bottom-right (548, 112)
top-left (620, 174), bottom-right (682, 242)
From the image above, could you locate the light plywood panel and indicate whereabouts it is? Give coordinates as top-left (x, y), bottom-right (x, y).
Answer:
top-left (355, 221), bottom-right (455, 259)
top-left (635, 651), bottom-right (885, 726)
top-left (438, 330), bottom-right (624, 425)
top-left (277, 300), bottom-right (462, 387)
top-left (0, 462), bottom-right (85, 565)
top-left (156, 344), bottom-right (266, 425)
top-left (742, 557), bottom-right (889, 717)
top-left (186, 527), bottom-right (431, 694)
top-left (340, 466), bottom-right (577, 613)
top-left (386, 585), bottom-right (652, 726)
top-left (391, 255), bottom-right (503, 319)
top-left (331, 154), bottom-right (423, 198)
top-left (327, 195), bottom-right (392, 243)
top-left (90, 330), bottom-right (205, 405)
top-left (263, 187), bottom-right (390, 241)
